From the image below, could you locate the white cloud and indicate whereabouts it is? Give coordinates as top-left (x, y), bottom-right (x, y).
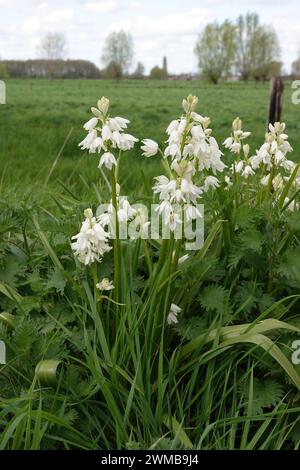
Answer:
top-left (23, 16), bottom-right (41, 34)
top-left (85, 1), bottom-right (120, 13)
top-left (37, 1), bottom-right (48, 9)
top-left (22, 8), bottom-right (74, 37)
top-left (47, 8), bottom-right (73, 23)
top-left (109, 9), bottom-right (209, 38)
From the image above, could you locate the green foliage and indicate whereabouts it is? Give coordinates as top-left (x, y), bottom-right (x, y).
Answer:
top-left (242, 378), bottom-right (284, 415)
top-left (1, 87), bottom-right (300, 451)
top-left (149, 66), bottom-right (168, 80)
top-left (199, 285), bottom-right (231, 316)
top-left (0, 63), bottom-right (9, 79)
top-left (194, 20), bottom-right (236, 83)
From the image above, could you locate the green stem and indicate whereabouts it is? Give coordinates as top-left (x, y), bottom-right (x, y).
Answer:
top-left (245, 177), bottom-right (250, 206)
top-left (111, 168), bottom-right (121, 301)
top-left (143, 240), bottom-right (153, 277)
top-left (91, 263), bottom-right (100, 303)
top-left (264, 160), bottom-right (275, 202)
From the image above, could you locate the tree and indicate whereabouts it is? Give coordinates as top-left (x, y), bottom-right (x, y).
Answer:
top-left (163, 56), bottom-right (168, 75)
top-left (103, 60), bottom-right (123, 80)
top-left (2, 59), bottom-right (101, 79)
top-left (268, 61), bottom-right (282, 78)
top-left (0, 63), bottom-right (9, 79)
top-left (102, 30), bottom-right (134, 77)
top-left (133, 62), bottom-right (145, 79)
top-left (235, 14), bottom-right (281, 81)
top-left (150, 65), bottom-right (168, 80)
top-left (235, 12), bottom-right (260, 80)
top-left (194, 20), bottom-right (236, 84)
top-left (292, 49), bottom-right (300, 78)
top-left (292, 59), bottom-right (300, 78)
top-left (250, 25), bottom-right (280, 81)
top-left (39, 32), bottom-right (67, 60)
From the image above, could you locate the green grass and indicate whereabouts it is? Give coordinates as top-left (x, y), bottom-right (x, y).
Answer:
top-left (1, 79), bottom-right (300, 450)
top-left (1, 79), bottom-right (299, 194)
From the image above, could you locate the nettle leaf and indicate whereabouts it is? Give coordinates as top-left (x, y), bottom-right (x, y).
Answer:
top-left (26, 269), bottom-right (43, 293)
top-left (227, 246), bottom-right (244, 270)
top-left (276, 248), bottom-right (300, 285)
top-left (243, 378), bottom-right (284, 415)
top-left (238, 229), bottom-right (263, 253)
top-left (257, 292), bottom-right (275, 312)
top-left (62, 409), bottom-right (79, 426)
top-left (13, 321), bottom-right (36, 354)
top-left (0, 256), bottom-right (27, 287)
top-left (178, 256), bottom-right (224, 285)
top-left (202, 258), bottom-right (227, 283)
top-left (20, 296), bottom-right (41, 315)
top-left (52, 233), bottom-right (69, 247)
top-left (199, 285), bottom-right (231, 316)
top-left (234, 281), bottom-right (275, 316)
top-left (289, 420), bottom-right (300, 443)
top-left (46, 268), bottom-right (67, 295)
top-left (284, 211), bottom-right (300, 233)
top-left (233, 281), bottom-right (259, 315)
top-left (235, 205), bottom-right (263, 229)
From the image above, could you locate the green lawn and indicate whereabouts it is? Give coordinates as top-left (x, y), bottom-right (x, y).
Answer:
top-left (1, 79), bottom-right (299, 194)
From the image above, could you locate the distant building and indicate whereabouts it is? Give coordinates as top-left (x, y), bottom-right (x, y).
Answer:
top-left (168, 73), bottom-right (196, 81)
top-left (225, 75), bottom-right (239, 82)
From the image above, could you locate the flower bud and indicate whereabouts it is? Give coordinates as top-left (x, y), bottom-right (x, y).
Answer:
top-left (243, 144), bottom-right (250, 159)
top-left (97, 97), bottom-right (110, 116)
top-left (91, 107), bottom-right (102, 118)
top-left (202, 117), bottom-right (211, 129)
top-left (84, 208), bottom-right (93, 219)
top-left (232, 117), bottom-right (242, 131)
top-left (182, 95), bottom-right (198, 113)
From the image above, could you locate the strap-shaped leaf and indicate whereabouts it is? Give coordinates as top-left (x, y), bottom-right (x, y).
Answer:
top-left (35, 359), bottom-right (62, 386)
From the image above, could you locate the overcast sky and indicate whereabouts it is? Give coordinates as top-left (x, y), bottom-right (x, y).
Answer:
top-left (0, 0), bottom-right (299, 73)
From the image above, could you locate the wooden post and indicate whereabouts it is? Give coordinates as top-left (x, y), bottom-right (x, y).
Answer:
top-left (268, 76), bottom-right (284, 126)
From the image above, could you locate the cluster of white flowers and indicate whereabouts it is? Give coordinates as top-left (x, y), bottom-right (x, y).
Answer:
top-left (71, 208), bottom-right (111, 265)
top-left (223, 118), bottom-right (299, 210)
top-left (223, 117), bottom-right (251, 154)
top-left (250, 122), bottom-right (293, 172)
top-left (98, 186), bottom-right (150, 240)
top-left (251, 122), bottom-right (298, 208)
top-left (79, 96), bottom-right (138, 170)
top-left (223, 118), bottom-right (255, 180)
top-left (142, 95), bottom-right (226, 231)
top-left (164, 113), bottom-right (225, 174)
top-left (260, 167), bottom-right (300, 211)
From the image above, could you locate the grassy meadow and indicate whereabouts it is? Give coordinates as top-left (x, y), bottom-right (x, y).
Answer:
top-left (1, 79), bottom-right (299, 195)
top-left (1, 79), bottom-right (300, 450)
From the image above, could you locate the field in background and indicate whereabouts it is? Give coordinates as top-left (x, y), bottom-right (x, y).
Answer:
top-left (1, 79), bottom-right (299, 195)
top-left (1, 80), bottom-right (300, 451)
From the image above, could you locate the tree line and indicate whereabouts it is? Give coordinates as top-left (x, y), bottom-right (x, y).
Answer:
top-left (195, 13), bottom-right (282, 83)
top-left (1, 14), bottom-right (300, 81)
